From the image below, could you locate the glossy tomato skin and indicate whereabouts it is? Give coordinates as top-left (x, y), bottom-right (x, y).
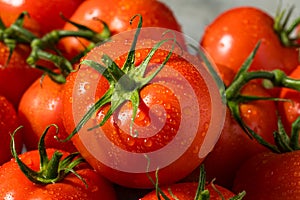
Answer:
top-left (60, 0), bottom-right (182, 59)
top-left (141, 182), bottom-right (236, 200)
top-left (18, 74), bottom-right (77, 152)
top-left (233, 151), bottom-right (300, 200)
top-left (202, 82), bottom-right (278, 189)
top-left (0, 96), bottom-right (23, 165)
top-left (0, 149), bottom-right (117, 200)
top-left (277, 65), bottom-right (300, 132)
top-left (201, 7), bottom-right (299, 84)
top-left (0, 43), bottom-right (43, 108)
top-left (0, 0), bottom-right (84, 35)
top-left (62, 38), bottom-right (219, 188)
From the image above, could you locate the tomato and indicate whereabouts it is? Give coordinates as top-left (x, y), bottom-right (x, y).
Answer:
top-left (0, 148), bottom-right (117, 199)
top-left (278, 65), bottom-right (300, 132)
top-left (233, 150), bottom-right (300, 200)
top-left (200, 6), bottom-right (299, 85)
top-left (0, 96), bottom-right (23, 165)
top-left (141, 182), bottom-right (237, 200)
top-left (18, 74), bottom-right (77, 152)
top-left (59, 0), bottom-right (182, 59)
top-left (0, 0), bottom-right (84, 35)
top-left (62, 28), bottom-right (225, 188)
top-left (0, 43), bottom-right (43, 108)
top-left (202, 82), bottom-right (278, 189)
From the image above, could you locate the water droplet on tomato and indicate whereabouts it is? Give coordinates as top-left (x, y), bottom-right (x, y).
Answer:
top-left (192, 146), bottom-right (199, 154)
top-left (294, 171), bottom-right (300, 177)
top-left (136, 112), bottom-right (145, 121)
top-left (164, 103), bottom-right (171, 109)
top-left (48, 190), bottom-right (54, 195)
top-left (90, 73), bottom-right (99, 80)
top-left (127, 137), bottom-right (135, 146)
top-left (144, 138), bottom-right (152, 147)
top-left (132, 131), bottom-right (139, 138)
top-left (136, 52), bottom-right (141, 58)
top-left (112, 130), bottom-right (117, 135)
top-left (183, 106), bottom-right (193, 115)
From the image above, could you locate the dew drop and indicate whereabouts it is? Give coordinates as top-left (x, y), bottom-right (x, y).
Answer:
top-left (136, 112), bottom-right (146, 121)
top-left (294, 171), bottom-right (300, 177)
top-left (48, 190), bottom-right (54, 195)
top-left (91, 186), bottom-right (99, 192)
top-left (132, 131), bottom-right (139, 138)
top-left (144, 139), bottom-right (153, 147)
top-left (127, 137), bottom-right (135, 146)
top-left (90, 73), bottom-right (99, 80)
top-left (164, 103), bottom-right (171, 109)
top-left (193, 146), bottom-right (199, 154)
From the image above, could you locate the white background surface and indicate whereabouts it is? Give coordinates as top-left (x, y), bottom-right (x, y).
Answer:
top-left (159, 0), bottom-right (300, 42)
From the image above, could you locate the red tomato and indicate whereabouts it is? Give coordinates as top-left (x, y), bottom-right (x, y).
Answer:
top-left (141, 182), bottom-right (237, 200)
top-left (62, 30), bottom-right (225, 188)
top-left (60, 0), bottom-right (182, 59)
top-left (202, 82), bottom-right (278, 189)
top-left (201, 6), bottom-right (299, 84)
top-left (233, 150), bottom-right (300, 200)
top-left (0, 0), bottom-right (84, 35)
top-left (0, 96), bottom-right (23, 165)
top-left (278, 65), bottom-right (300, 132)
top-left (0, 148), bottom-right (117, 200)
top-left (18, 74), bottom-right (77, 152)
top-left (0, 43), bottom-right (43, 108)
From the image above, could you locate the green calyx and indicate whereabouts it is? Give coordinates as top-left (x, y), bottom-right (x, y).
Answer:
top-left (273, 5), bottom-right (300, 47)
top-left (197, 40), bottom-right (300, 153)
top-left (0, 11), bottom-right (110, 83)
top-left (146, 164), bottom-right (246, 200)
top-left (194, 165), bottom-right (246, 200)
top-left (11, 125), bottom-right (86, 186)
top-left (224, 41), bottom-right (300, 153)
top-left (59, 15), bottom-right (177, 142)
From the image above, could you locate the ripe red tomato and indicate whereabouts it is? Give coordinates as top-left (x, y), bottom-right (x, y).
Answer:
top-left (60, 0), bottom-right (182, 59)
top-left (0, 96), bottom-right (23, 165)
top-left (201, 6), bottom-right (299, 84)
top-left (233, 150), bottom-right (300, 200)
top-left (202, 82), bottom-right (278, 189)
top-left (0, 43), bottom-right (43, 108)
top-left (0, 148), bottom-right (117, 199)
top-left (18, 74), bottom-right (77, 152)
top-left (278, 65), bottom-right (300, 132)
top-left (0, 0), bottom-right (84, 35)
top-left (62, 29), bottom-right (225, 188)
top-left (141, 182), bottom-right (237, 200)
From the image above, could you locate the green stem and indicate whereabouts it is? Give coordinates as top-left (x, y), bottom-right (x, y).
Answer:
top-left (10, 124), bottom-right (86, 185)
top-left (274, 5), bottom-right (300, 47)
top-left (1, 11), bottom-right (111, 82)
top-left (225, 71), bottom-right (275, 100)
top-left (226, 69), bottom-right (300, 100)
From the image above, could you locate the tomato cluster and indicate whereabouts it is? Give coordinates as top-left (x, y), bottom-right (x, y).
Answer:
top-left (1, 0), bottom-right (300, 199)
